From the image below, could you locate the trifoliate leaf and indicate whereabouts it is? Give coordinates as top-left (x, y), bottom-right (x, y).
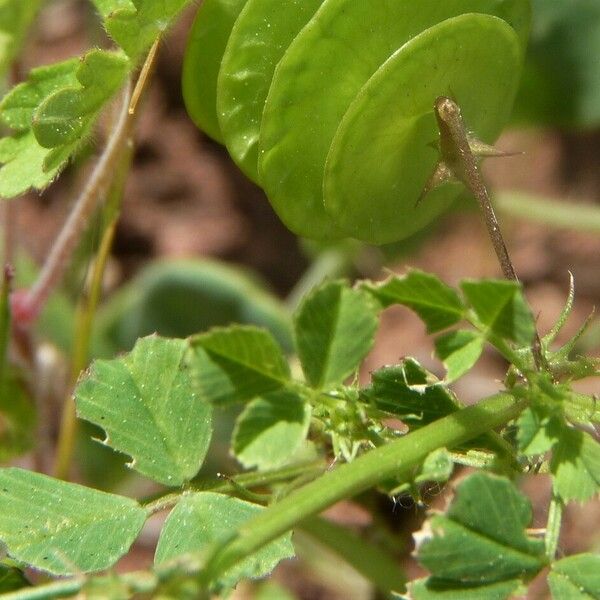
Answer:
top-left (232, 390), bottom-right (311, 470)
top-left (360, 359), bottom-right (459, 429)
top-left (434, 330), bottom-right (484, 383)
top-left (32, 50), bottom-right (130, 148)
top-left (551, 427), bottom-right (600, 503)
top-left (460, 280), bottom-right (535, 346)
top-left (0, 468), bottom-right (147, 575)
top-left (549, 553), bottom-right (600, 599)
top-left (155, 493), bottom-right (294, 590)
top-left (294, 281), bottom-right (379, 389)
top-left (75, 336), bottom-right (213, 486)
top-left (414, 473), bottom-right (546, 591)
top-left (189, 325), bottom-right (290, 405)
top-left (365, 270), bottom-right (465, 333)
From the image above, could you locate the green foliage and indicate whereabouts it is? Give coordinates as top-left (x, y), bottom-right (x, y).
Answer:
top-left (412, 473), bottom-right (546, 598)
top-left (0, 371), bottom-right (36, 460)
top-left (0, 468), bottom-right (147, 575)
top-left (294, 280), bottom-right (379, 389)
top-left (549, 554), bottom-right (600, 599)
top-left (184, 0), bottom-right (530, 242)
top-left (75, 336), bottom-right (213, 486)
top-left (155, 493), bottom-right (294, 591)
top-left (434, 330), bottom-right (485, 383)
top-left (0, 0), bottom-right (41, 77)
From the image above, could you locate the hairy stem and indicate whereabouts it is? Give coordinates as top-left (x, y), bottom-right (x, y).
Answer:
top-left (545, 493), bottom-right (564, 560)
top-left (202, 393), bottom-right (527, 583)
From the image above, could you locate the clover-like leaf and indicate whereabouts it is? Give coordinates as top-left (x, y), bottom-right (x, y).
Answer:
top-left (434, 330), bottom-right (485, 383)
top-left (0, 468), bottom-right (147, 575)
top-left (549, 553), bottom-right (600, 599)
top-left (190, 325), bottom-right (290, 406)
top-left (294, 281), bottom-right (379, 389)
top-left (550, 427), bottom-right (600, 503)
top-left (155, 493), bottom-right (294, 590)
top-left (75, 336), bottom-right (213, 486)
top-left (461, 279), bottom-right (536, 345)
top-left (360, 359), bottom-right (459, 429)
top-left (365, 270), bottom-right (465, 334)
top-left (414, 473), bottom-right (546, 595)
top-left (232, 390), bottom-right (311, 470)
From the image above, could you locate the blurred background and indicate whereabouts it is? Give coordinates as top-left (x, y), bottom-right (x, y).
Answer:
top-left (3, 1), bottom-right (600, 598)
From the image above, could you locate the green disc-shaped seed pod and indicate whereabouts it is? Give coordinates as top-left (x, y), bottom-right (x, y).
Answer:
top-left (324, 14), bottom-right (522, 245)
top-left (182, 0), bottom-right (248, 143)
top-left (217, 0), bottom-right (324, 183)
top-left (258, 0), bottom-right (530, 240)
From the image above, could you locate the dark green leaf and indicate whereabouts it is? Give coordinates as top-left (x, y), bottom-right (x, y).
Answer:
top-left (76, 336), bottom-right (213, 486)
top-left (190, 325), bottom-right (290, 405)
top-left (415, 473), bottom-right (546, 587)
top-left (366, 271), bottom-right (465, 333)
top-left (461, 279), bottom-right (536, 345)
top-left (0, 563), bottom-right (30, 593)
top-left (551, 428), bottom-right (600, 503)
top-left (232, 390), bottom-right (311, 470)
top-left (294, 281), bottom-right (379, 388)
top-left (360, 359), bottom-right (459, 429)
top-left (549, 553), bottom-right (600, 599)
top-left (155, 493), bottom-right (294, 590)
top-left (434, 330), bottom-right (484, 383)
top-left (0, 468), bottom-right (146, 575)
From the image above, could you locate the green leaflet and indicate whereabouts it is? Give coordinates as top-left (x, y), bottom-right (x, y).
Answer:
top-left (232, 390), bottom-right (311, 470)
top-left (155, 493), bottom-right (294, 590)
top-left (189, 325), bottom-right (290, 405)
top-left (294, 280), bottom-right (379, 389)
top-left (549, 554), bottom-right (600, 599)
top-left (75, 336), bottom-right (213, 486)
top-left (434, 330), bottom-right (485, 383)
top-left (413, 473), bottom-right (546, 595)
top-left (0, 468), bottom-right (147, 575)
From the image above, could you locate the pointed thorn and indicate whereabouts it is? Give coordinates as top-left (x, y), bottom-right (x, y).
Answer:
top-left (416, 161), bottom-right (456, 207)
top-left (468, 135), bottom-right (523, 158)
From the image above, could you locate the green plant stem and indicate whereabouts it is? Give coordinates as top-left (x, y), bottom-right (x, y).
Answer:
top-left (202, 392), bottom-right (527, 583)
top-left (496, 191), bottom-right (600, 234)
top-left (143, 460), bottom-right (327, 515)
top-left (0, 266), bottom-right (12, 385)
top-left (0, 580), bottom-right (82, 600)
top-left (545, 493), bottom-right (564, 560)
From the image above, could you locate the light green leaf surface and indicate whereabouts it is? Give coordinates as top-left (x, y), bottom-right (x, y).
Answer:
top-left (410, 578), bottom-right (522, 600)
top-left (258, 0), bottom-right (529, 240)
top-left (32, 50), bottom-right (129, 148)
top-left (217, 0), bottom-right (323, 182)
top-left (182, 0), bottom-right (248, 142)
top-left (325, 14), bottom-right (521, 244)
top-left (461, 279), bottom-right (536, 345)
top-left (549, 553), bottom-right (600, 599)
top-left (76, 336), bottom-right (213, 486)
top-left (516, 408), bottom-right (562, 456)
top-left (551, 427), bottom-right (600, 503)
top-left (155, 493), bottom-right (294, 589)
top-left (294, 281), bottom-right (379, 388)
top-left (94, 0), bottom-right (191, 59)
top-left (415, 473), bottom-right (545, 587)
top-left (0, 468), bottom-right (146, 575)
top-left (190, 325), bottom-right (290, 405)
top-left (365, 270), bottom-right (465, 334)
top-left (360, 359), bottom-right (459, 429)
top-left (434, 330), bottom-right (484, 383)
top-left (232, 390), bottom-right (311, 470)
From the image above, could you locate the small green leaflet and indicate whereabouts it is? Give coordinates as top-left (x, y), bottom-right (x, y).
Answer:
top-left (434, 330), bottom-right (484, 383)
top-left (413, 473), bottom-right (546, 598)
top-left (294, 280), bottom-right (379, 388)
top-left (516, 407), bottom-right (562, 456)
top-left (549, 553), bottom-right (600, 599)
top-left (550, 427), bottom-right (600, 503)
top-left (0, 468), bottom-right (146, 575)
top-left (232, 390), bottom-right (311, 470)
top-left (76, 336), bottom-right (213, 486)
top-left (360, 358), bottom-right (459, 429)
top-left (155, 493), bottom-right (294, 590)
top-left (190, 325), bottom-right (290, 405)
top-left (92, 0), bottom-right (191, 59)
top-left (460, 279), bottom-right (535, 345)
top-left (365, 270), bottom-right (465, 333)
